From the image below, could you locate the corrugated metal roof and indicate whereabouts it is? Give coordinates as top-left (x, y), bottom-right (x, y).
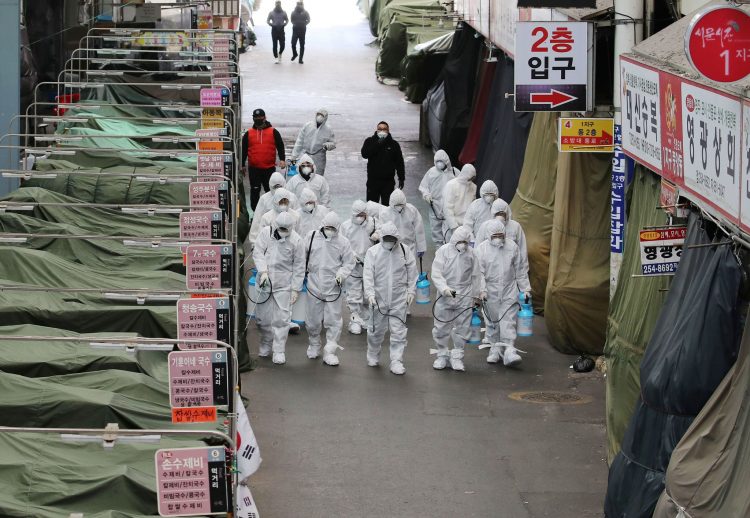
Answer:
top-left (630, 0), bottom-right (750, 97)
top-left (556, 0), bottom-right (613, 21)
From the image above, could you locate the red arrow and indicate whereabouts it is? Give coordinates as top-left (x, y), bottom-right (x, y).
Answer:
top-left (529, 89), bottom-right (577, 108)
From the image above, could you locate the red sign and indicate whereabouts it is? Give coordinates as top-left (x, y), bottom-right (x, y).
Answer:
top-left (685, 6), bottom-right (750, 83)
top-left (171, 406), bottom-right (217, 423)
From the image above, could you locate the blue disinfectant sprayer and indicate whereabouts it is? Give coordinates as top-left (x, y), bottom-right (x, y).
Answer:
top-left (291, 278), bottom-right (307, 325)
top-left (416, 256), bottom-right (431, 304)
top-left (468, 308), bottom-right (483, 344)
top-left (246, 268), bottom-right (258, 320)
top-left (517, 292), bottom-right (533, 337)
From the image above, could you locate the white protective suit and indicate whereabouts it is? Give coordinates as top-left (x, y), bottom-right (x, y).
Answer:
top-left (418, 149), bottom-right (458, 246)
top-left (442, 164), bottom-right (477, 242)
top-left (286, 153), bottom-right (332, 207)
top-left (248, 173), bottom-right (299, 248)
top-left (258, 188), bottom-right (300, 238)
top-left (251, 211), bottom-right (305, 362)
top-left (363, 221), bottom-right (418, 375)
top-left (430, 225), bottom-right (481, 371)
top-left (291, 109), bottom-right (336, 175)
top-left (475, 198), bottom-right (529, 275)
top-left (476, 220), bottom-right (531, 366)
top-left (463, 180), bottom-right (498, 236)
top-left (297, 188), bottom-right (330, 238)
top-left (378, 189), bottom-right (427, 257)
top-left (340, 199), bottom-right (376, 333)
top-left (303, 211), bottom-right (355, 365)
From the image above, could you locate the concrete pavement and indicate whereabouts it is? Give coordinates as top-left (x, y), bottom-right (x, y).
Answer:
top-left (240, 2), bottom-right (607, 516)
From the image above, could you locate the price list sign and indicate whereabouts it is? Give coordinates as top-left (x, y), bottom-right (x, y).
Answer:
top-left (639, 226), bottom-right (687, 276)
top-left (189, 181), bottom-right (230, 220)
top-left (168, 349), bottom-right (228, 408)
top-left (155, 446), bottom-right (228, 516)
top-left (176, 297), bottom-right (231, 350)
top-left (197, 154), bottom-right (231, 179)
top-left (179, 211), bottom-right (224, 241)
top-left (199, 87), bottom-right (229, 107)
top-left (185, 244), bottom-right (233, 290)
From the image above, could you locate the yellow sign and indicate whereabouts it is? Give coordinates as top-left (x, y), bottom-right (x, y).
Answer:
top-left (201, 108), bottom-right (226, 130)
top-left (558, 118), bottom-right (615, 153)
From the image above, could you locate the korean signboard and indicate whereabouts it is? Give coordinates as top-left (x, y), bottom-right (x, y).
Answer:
top-left (176, 297), bottom-right (232, 350)
top-left (168, 349), bottom-right (229, 409)
top-left (611, 124), bottom-right (629, 254)
top-left (639, 226), bottom-right (686, 276)
top-left (179, 211), bottom-right (224, 241)
top-left (621, 57), bottom-right (662, 173)
top-left (189, 181), bottom-right (230, 220)
top-left (558, 118), bottom-right (614, 152)
top-left (660, 178), bottom-right (689, 218)
top-left (199, 88), bottom-right (230, 108)
top-left (185, 244), bottom-right (233, 290)
top-left (681, 82), bottom-right (741, 222)
top-left (741, 100), bottom-right (750, 233)
top-left (201, 107), bottom-right (227, 131)
top-left (685, 5), bottom-right (750, 83)
top-left (155, 446), bottom-right (228, 516)
top-left (514, 21), bottom-right (593, 112)
top-left (197, 154), bottom-right (232, 179)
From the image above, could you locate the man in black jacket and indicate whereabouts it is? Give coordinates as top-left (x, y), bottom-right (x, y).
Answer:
top-left (361, 121), bottom-right (405, 204)
top-left (290, 1), bottom-right (310, 64)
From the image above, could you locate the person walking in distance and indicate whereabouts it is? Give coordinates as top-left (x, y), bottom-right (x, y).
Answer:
top-left (290, 1), bottom-right (310, 64)
top-left (241, 109), bottom-right (286, 212)
top-left (361, 121), bottom-right (405, 205)
top-left (267, 0), bottom-right (288, 64)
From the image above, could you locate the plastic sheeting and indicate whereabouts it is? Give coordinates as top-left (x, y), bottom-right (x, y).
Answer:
top-left (653, 306), bottom-right (750, 518)
top-left (545, 151), bottom-right (611, 355)
top-left (420, 80), bottom-right (446, 151)
top-left (399, 32), bottom-right (452, 103)
top-left (604, 167), bottom-right (671, 463)
top-left (604, 212), bottom-right (744, 518)
top-left (509, 112), bottom-right (558, 312)
top-left (437, 23), bottom-right (482, 163)
top-left (472, 57), bottom-right (533, 201)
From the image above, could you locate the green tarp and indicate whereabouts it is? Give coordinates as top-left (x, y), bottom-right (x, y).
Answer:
top-left (0, 433), bottom-right (208, 517)
top-left (0, 213), bottom-right (184, 273)
top-left (544, 151), bottom-right (611, 355)
top-left (604, 167), bottom-right (671, 462)
top-left (510, 112), bottom-right (558, 313)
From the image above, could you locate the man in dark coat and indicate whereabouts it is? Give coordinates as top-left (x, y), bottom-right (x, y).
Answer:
top-left (361, 121), bottom-right (405, 204)
top-left (290, 1), bottom-right (310, 64)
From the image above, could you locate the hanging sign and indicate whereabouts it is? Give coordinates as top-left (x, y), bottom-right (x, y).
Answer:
top-left (558, 118), bottom-right (614, 152)
top-left (168, 349), bottom-right (229, 409)
top-left (155, 446), bottom-right (228, 516)
top-left (176, 297), bottom-right (232, 350)
top-left (185, 244), bottom-right (233, 290)
top-left (685, 5), bottom-right (750, 83)
top-left (180, 211), bottom-right (224, 241)
top-left (639, 226), bottom-right (687, 276)
top-left (189, 181), bottom-right (230, 218)
top-left (200, 88), bottom-right (230, 107)
top-left (514, 21), bottom-right (593, 112)
top-left (197, 154), bottom-right (231, 180)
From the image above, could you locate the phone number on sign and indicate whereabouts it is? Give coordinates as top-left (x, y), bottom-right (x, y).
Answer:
top-left (641, 262), bottom-right (679, 275)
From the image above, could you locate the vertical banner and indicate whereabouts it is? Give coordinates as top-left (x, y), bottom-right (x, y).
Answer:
top-left (610, 123), bottom-right (628, 298)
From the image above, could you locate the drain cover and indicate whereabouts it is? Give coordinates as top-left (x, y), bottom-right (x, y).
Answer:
top-left (509, 391), bottom-right (591, 405)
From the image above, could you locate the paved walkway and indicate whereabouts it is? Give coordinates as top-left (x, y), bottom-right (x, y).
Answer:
top-left (240, 2), bottom-right (607, 516)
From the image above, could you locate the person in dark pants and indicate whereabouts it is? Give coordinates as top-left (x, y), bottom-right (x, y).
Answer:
top-left (267, 1), bottom-right (288, 64)
top-left (290, 1), bottom-right (310, 64)
top-left (361, 121), bottom-right (405, 205)
top-left (242, 108), bottom-right (286, 211)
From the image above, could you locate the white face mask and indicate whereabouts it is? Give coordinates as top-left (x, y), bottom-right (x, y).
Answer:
top-left (382, 240), bottom-right (396, 251)
top-left (491, 236), bottom-right (504, 247)
top-left (483, 195), bottom-right (496, 204)
top-left (393, 205), bottom-right (404, 214)
top-left (455, 242), bottom-right (468, 253)
top-left (377, 131), bottom-right (388, 139)
top-left (316, 115), bottom-right (324, 124)
top-left (272, 184), bottom-right (284, 191)
top-left (436, 160), bottom-right (446, 171)
top-left (278, 229), bottom-right (291, 238)
top-left (324, 227), bottom-right (337, 240)
top-left (277, 203), bottom-right (289, 212)
top-left (304, 202), bottom-right (315, 213)
top-left (301, 166), bottom-right (313, 175)
top-left (496, 213), bottom-right (507, 223)
top-left (354, 215), bottom-right (366, 225)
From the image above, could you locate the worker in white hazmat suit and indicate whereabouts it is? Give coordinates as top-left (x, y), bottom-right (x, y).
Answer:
top-left (291, 108), bottom-right (336, 175)
top-left (257, 188), bottom-right (300, 237)
top-left (379, 189), bottom-right (427, 258)
top-left (246, 172), bottom-right (298, 249)
top-left (418, 149), bottom-right (457, 246)
top-left (286, 153), bottom-right (331, 207)
top-left (430, 225), bottom-right (481, 371)
top-left (463, 179), bottom-right (498, 236)
top-left (363, 221), bottom-right (417, 375)
top-left (475, 198), bottom-right (529, 274)
top-left (442, 164), bottom-right (477, 242)
top-left (251, 211), bottom-right (305, 364)
top-left (340, 199), bottom-right (376, 335)
top-left (297, 188), bottom-right (329, 238)
top-left (476, 219), bottom-right (531, 366)
top-left (303, 211), bottom-right (355, 366)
